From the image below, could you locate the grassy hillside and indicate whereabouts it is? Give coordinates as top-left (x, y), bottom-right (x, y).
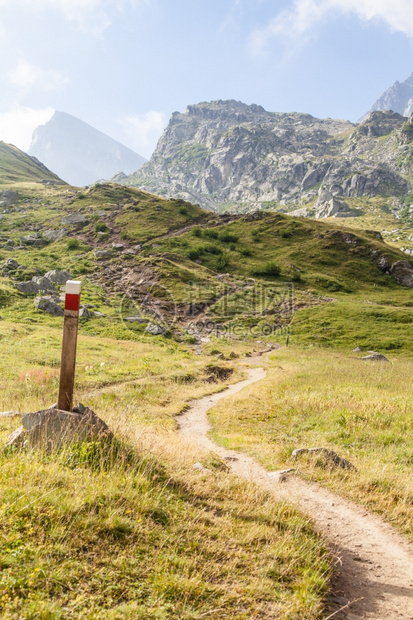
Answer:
top-left (0, 181), bottom-right (412, 352)
top-left (0, 142), bottom-right (62, 184)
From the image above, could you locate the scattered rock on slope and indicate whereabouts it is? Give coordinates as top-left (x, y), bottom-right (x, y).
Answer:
top-left (35, 296), bottom-right (64, 316)
top-left (44, 270), bottom-right (71, 285)
top-left (145, 323), bottom-right (167, 336)
top-left (0, 190), bottom-right (19, 206)
top-left (43, 229), bottom-right (66, 242)
top-left (389, 260), bottom-right (413, 287)
top-left (2, 258), bottom-right (22, 272)
top-left (15, 270), bottom-right (71, 295)
top-left (361, 353), bottom-right (390, 362)
top-left (61, 213), bottom-right (87, 226)
top-left (292, 447), bottom-right (357, 470)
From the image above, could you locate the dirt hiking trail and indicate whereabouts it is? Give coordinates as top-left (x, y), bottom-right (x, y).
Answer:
top-left (177, 364), bottom-right (413, 620)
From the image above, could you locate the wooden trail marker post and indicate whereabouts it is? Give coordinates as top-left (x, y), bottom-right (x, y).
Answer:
top-left (58, 280), bottom-right (81, 412)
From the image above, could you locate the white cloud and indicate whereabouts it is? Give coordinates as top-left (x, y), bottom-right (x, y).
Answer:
top-left (8, 60), bottom-right (69, 91)
top-left (119, 110), bottom-right (166, 158)
top-left (251, 0), bottom-right (413, 55)
top-left (0, 106), bottom-right (54, 151)
top-left (0, 0), bottom-right (148, 35)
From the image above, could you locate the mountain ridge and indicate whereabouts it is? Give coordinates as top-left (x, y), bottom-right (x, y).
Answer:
top-left (0, 141), bottom-right (62, 184)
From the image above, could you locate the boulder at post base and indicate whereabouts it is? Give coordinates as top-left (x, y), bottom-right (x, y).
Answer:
top-left (7, 405), bottom-right (112, 451)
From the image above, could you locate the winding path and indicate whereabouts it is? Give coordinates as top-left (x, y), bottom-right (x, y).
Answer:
top-left (177, 366), bottom-right (413, 620)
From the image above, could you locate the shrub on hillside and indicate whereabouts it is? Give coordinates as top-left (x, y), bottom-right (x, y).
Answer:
top-left (67, 239), bottom-right (80, 251)
top-left (203, 243), bottom-right (222, 255)
top-left (219, 231), bottom-right (239, 243)
top-left (251, 261), bottom-right (281, 277)
top-left (192, 226), bottom-right (203, 237)
top-left (216, 254), bottom-right (231, 271)
top-left (204, 228), bottom-right (219, 239)
top-left (186, 247), bottom-right (202, 261)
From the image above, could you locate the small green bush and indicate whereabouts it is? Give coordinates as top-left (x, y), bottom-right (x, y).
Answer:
top-left (67, 238), bottom-right (80, 251)
top-left (240, 247), bottom-right (252, 257)
top-left (94, 221), bottom-right (109, 233)
top-left (204, 229), bottom-right (219, 239)
top-left (251, 261), bottom-right (281, 277)
top-left (219, 232), bottom-right (239, 243)
top-left (203, 243), bottom-right (222, 255)
top-left (186, 248), bottom-right (202, 261)
top-left (178, 206), bottom-right (188, 215)
top-left (210, 349), bottom-right (221, 356)
top-left (192, 226), bottom-right (203, 238)
top-left (216, 254), bottom-right (230, 271)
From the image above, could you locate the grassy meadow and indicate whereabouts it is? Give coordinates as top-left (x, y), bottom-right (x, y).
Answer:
top-left (209, 348), bottom-right (413, 539)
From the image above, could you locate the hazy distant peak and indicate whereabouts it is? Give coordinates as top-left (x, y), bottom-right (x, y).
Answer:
top-left (29, 111), bottom-right (146, 187)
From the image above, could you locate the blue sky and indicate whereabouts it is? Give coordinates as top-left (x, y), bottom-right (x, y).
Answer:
top-left (1, 0), bottom-right (413, 158)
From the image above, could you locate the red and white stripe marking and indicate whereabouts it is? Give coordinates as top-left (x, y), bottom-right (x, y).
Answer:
top-left (64, 280), bottom-right (81, 311)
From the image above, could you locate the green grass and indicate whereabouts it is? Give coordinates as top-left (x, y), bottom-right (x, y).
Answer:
top-left (290, 293), bottom-right (413, 354)
top-left (0, 441), bottom-right (331, 619)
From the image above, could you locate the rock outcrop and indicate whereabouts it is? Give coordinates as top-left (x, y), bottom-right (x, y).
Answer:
top-left (15, 270), bottom-right (71, 296)
top-left (389, 260), bottom-right (413, 287)
top-left (35, 296), bottom-right (64, 316)
top-left (315, 196), bottom-right (356, 219)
